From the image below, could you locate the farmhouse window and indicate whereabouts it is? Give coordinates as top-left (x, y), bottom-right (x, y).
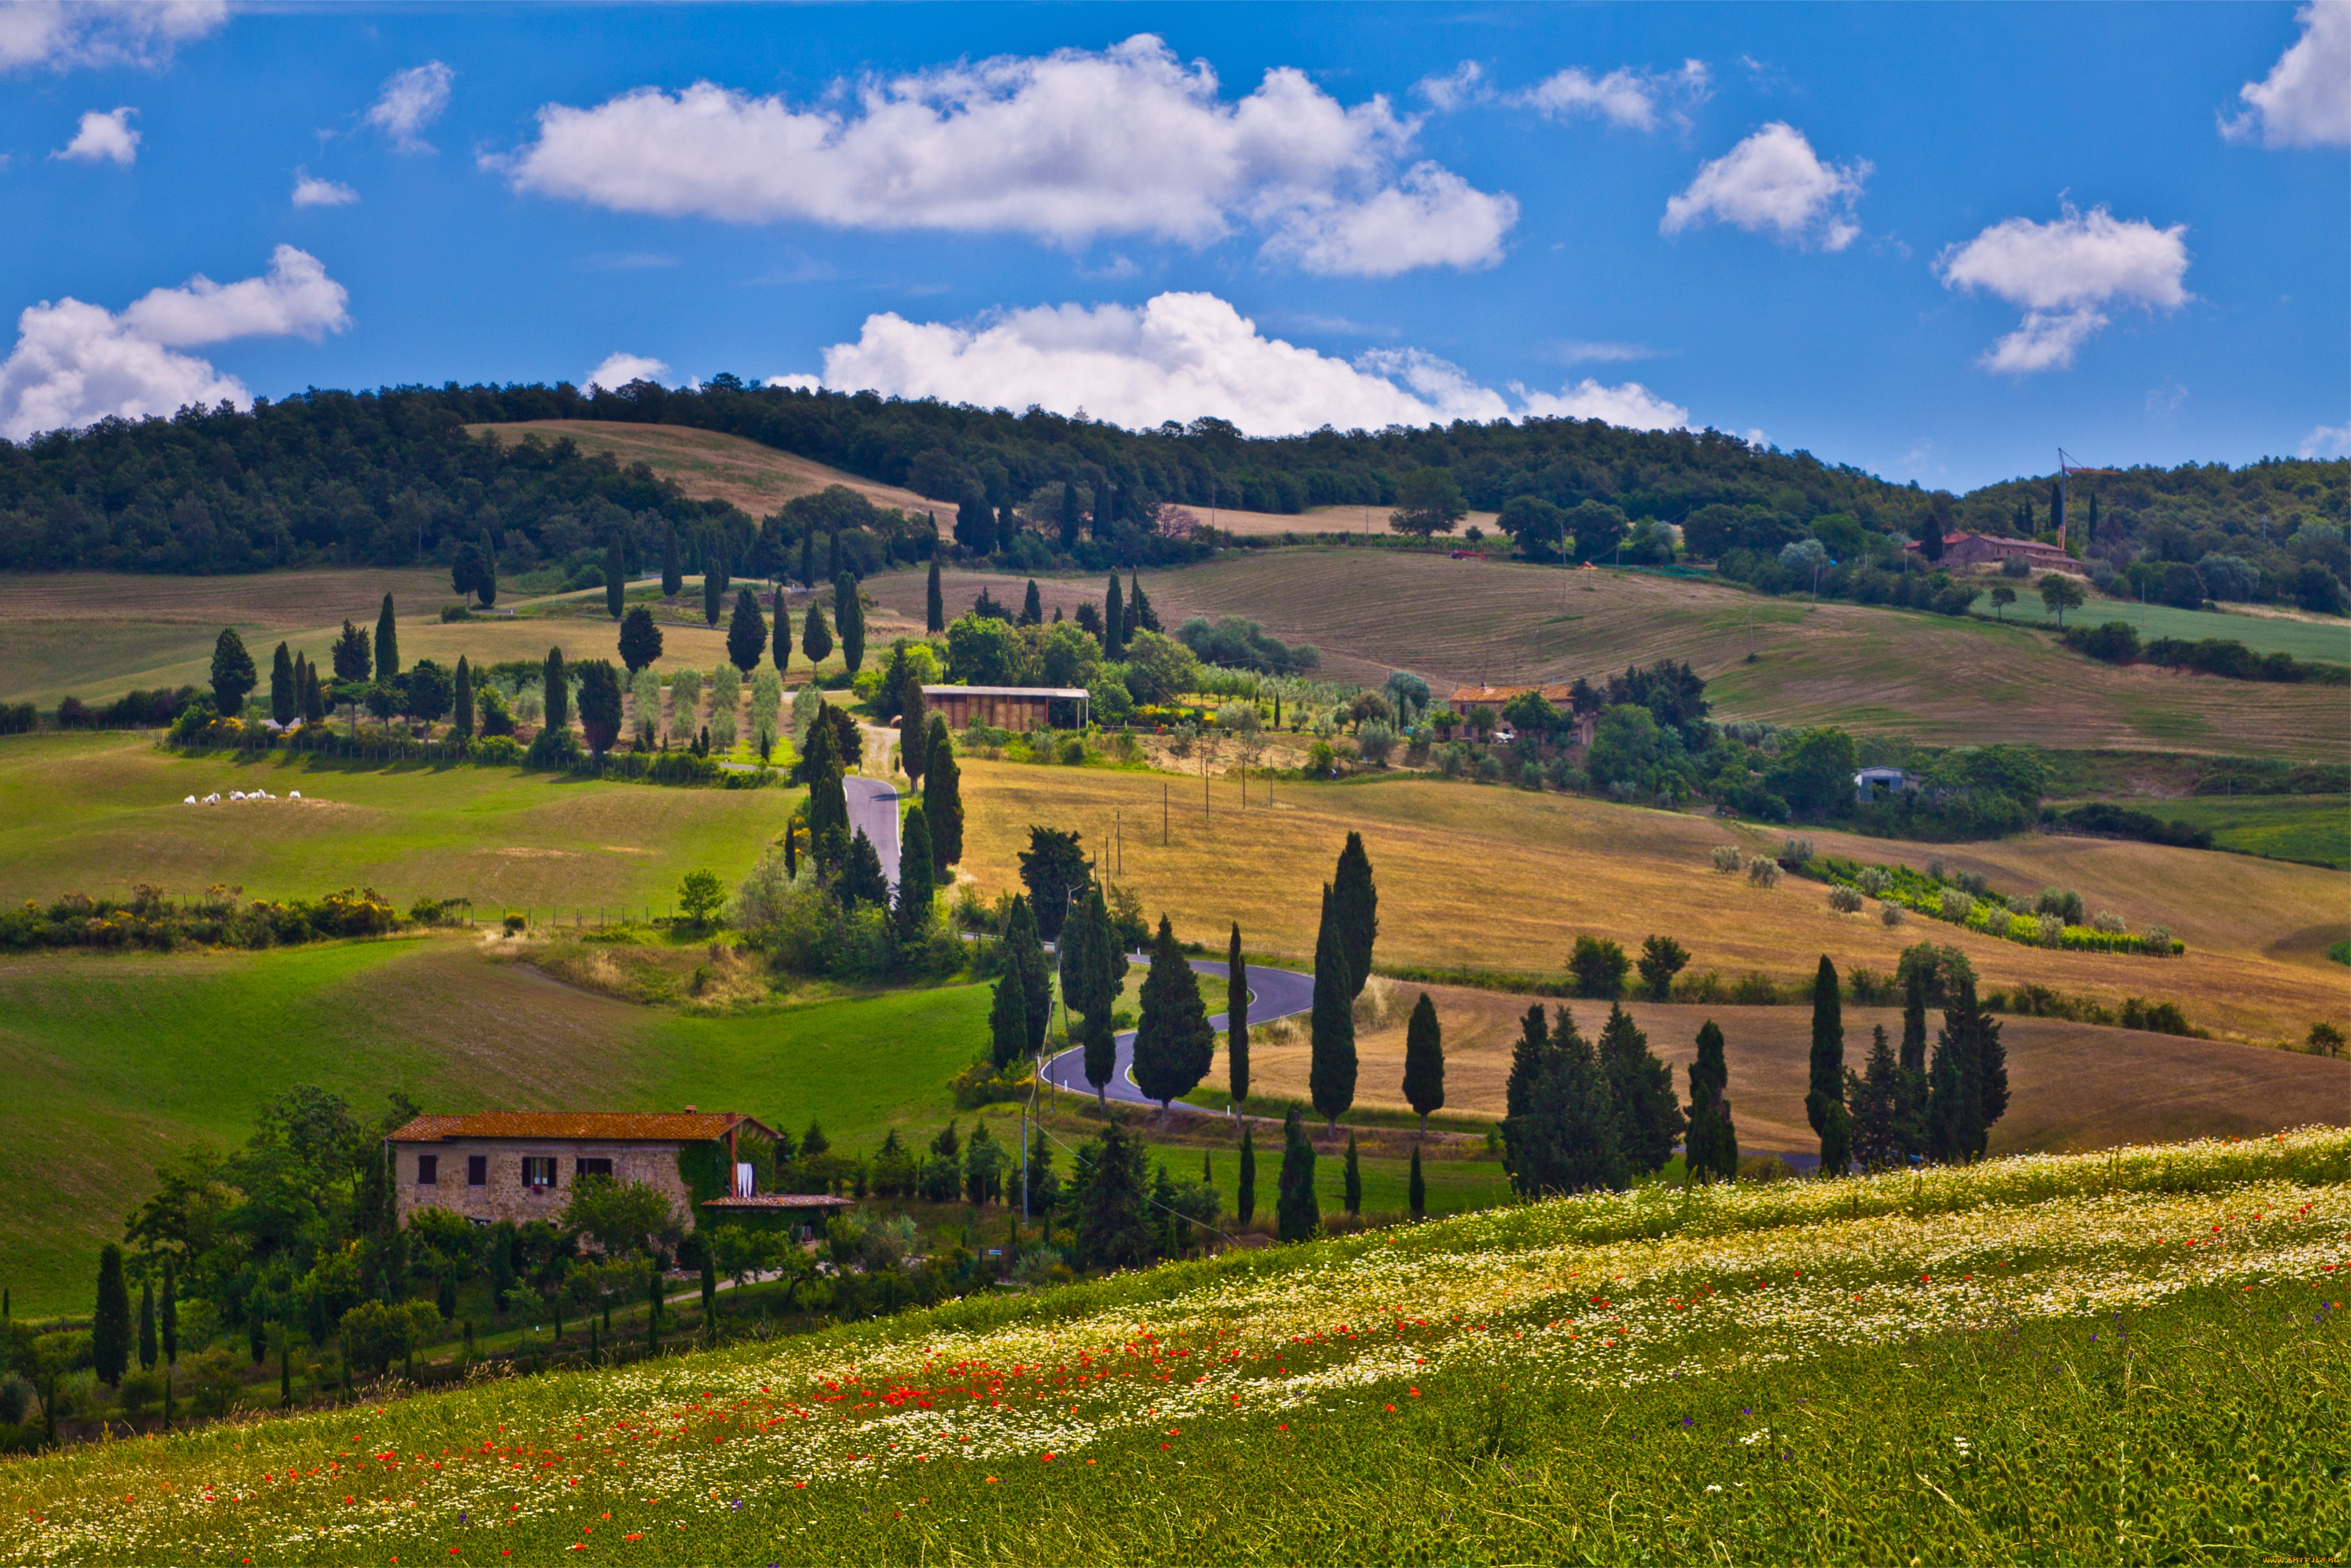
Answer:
top-left (467, 1155), bottom-right (487, 1187)
top-left (575, 1157), bottom-right (614, 1180)
top-left (415, 1155), bottom-right (438, 1186)
top-left (521, 1156), bottom-right (557, 1191)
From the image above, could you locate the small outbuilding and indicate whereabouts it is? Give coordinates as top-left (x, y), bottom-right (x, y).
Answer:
top-left (1853, 766), bottom-right (1921, 802)
top-left (921, 685), bottom-right (1090, 730)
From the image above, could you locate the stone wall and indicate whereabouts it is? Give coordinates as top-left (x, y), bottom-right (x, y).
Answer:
top-left (392, 1140), bottom-right (699, 1228)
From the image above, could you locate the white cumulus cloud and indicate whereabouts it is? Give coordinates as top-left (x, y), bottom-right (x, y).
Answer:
top-left (2299, 420), bottom-right (2351, 460)
top-left (494, 34), bottom-right (1516, 276)
top-left (2221, 1), bottom-right (2350, 148)
top-left (0, 0), bottom-right (225, 73)
top-left (1662, 123), bottom-right (1868, 250)
top-left (1935, 203), bottom-right (2192, 374)
top-left (292, 169), bottom-right (359, 207)
top-left (584, 352), bottom-right (668, 393)
top-left (1513, 61), bottom-right (1710, 132)
top-left (808, 291), bottom-right (1687, 437)
top-left (0, 245), bottom-right (350, 440)
top-left (54, 106), bottom-right (139, 165)
top-left (366, 60), bottom-right (454, 153)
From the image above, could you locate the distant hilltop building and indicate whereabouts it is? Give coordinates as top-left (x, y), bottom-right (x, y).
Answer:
top-left (1907, 531), bottom-right (2085, 575)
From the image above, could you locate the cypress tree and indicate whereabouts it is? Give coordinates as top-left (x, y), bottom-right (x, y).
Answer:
top-left (835, 571), bottom-right (865, 674)
top-left (801, 602), bottom-right (833, 665)
top-left (1128, 570), bottom-right (1156, 634)
top-left (452, 655), bottom-right (474, 739)
top-left (1060, 482), bottom-right (1080, 551)
top-left (702, 547), bottom-right (725, 625)
top-left (270, 641), bottom-right (295, 725)
top-left (1505, 1003), bottom-right (1552, 1122)
top-left (1133, 914), bottom-right (1215, 1115)
top-left (159, 1258), bottom-right (178, 1366)
top-left (662, 521), bottom-right (682, 597)
top-left (1806, 955), bottom-right (1851, 1177)
top-left (828, 528), bottom-right (842, 582)
top-left (92, 1244), bottom-right (130, 1386)
top-left (699, 1248), bottom-right (717, 1327)
top-left (1021, 578), bottom-right (1044, 626)
top-left (1307, 886), bottom-right (1357, 1133)
top-left (374, 593), bottom-right (399, 679)
top-left (894, 801), bottom-right (935, 949)
top-left (605, 535), bottom-right (626, 618)
top-left (1103, 573), bottom-right (1124, 658)
top-left (1847, 1024), bottom-right (1903, 1172)
top-left (1330, 832), bottom-right (1378, 997)
top-left (926, 555), bottom-right (945, 632)
top-left (209, 627), bottom-right (257, 714)
top-left (1342, 1131), bottom-right (1361, 1217)
top-left (138, 1280), bottom-right (158, 1371)
top-left (1599, 1003), bottom-right (1684, 1175)
top-left (1236, 1124), bottom-right (1257, 1225)
top-left (477, 527), bottom-right (498, 608)
top-left (541, 646), bottom-right (568, 732)
top-left (1684, 1020), bottom-right (1739, 1182)
top-left (987, 970), bottom-right (1029, 1071)
top-left (1072, 887), bottom-right (1122, 1107)
top-left (726, 587), bottom-right (766, 675)
top-left (1407, 1143), bottom-right (1425, 1220)
top-left (799, 524), bottom-right (815, 587)
top-left (1226, 923), bottom-right (1250, 1110)
top-left (1005, 896), bottom-right (1054, 1056)
top-left (1895, 959), bottom-right (1931, 1160)
top-left (899, 676), bottom-right (929, 786)
top-left (1401, 991), bottom-right (1445, 1135)
top-left (923, 715), bottom-right (962, 875)
top-left (300, 655), bottom-right (325, 724)
top-left (1275, 1107), bottom-right (1318, 1242)
top-left (771, 591), bottom-right (792, 675)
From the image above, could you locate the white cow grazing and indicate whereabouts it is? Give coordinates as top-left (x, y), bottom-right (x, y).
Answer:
top-left (202, 793), bottom-right (221, 804)
top-left (229, 791), bottom-right (246, 802)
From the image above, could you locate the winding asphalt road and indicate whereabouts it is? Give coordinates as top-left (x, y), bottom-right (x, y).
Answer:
top-left (1040, 956), bottom-right (1317, 1113)
top-left (842, 776), bottom-right (902, 893)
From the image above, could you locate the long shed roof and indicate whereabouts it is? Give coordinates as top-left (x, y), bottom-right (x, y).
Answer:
top-left (387, 1112), bottom-right (775, 1144)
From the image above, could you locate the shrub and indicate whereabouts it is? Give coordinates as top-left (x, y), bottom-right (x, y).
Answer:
top-left (2035, 887), bottom-right (2086, 924)
top-left (1880, 902), bottom-right (1904, 927)
top-left (1938, 889), bottom-right (1974, 923)
top-left (1305, 740), bottom-right (1338, 776)
top-left (2091, 909), bottom-right (2125, 933)
top-left (1827, 886), bottom-right (1864, 914)
top-left (1856, 865), bottom-right (1890, 896)
top-left (1475, 753), bottom-right (1503, 783)
top-left (1730, 971), bottom-right (1781, 1005)
top-left (2309, 1022), bottom-right (2346, 1058)
top-left (2142, 925), bottom-right (2172, 955)
top-left (1746, 856), bottom-right (1781, 887)
top-left (1780, 836), bottom-right (1814, 866)
top-left (1354, 721), bottom-right (1396, 765)
top-left (1567, 934), bottom-right (1630, 999)
top-left (1710, 845), bottom-right (1743, 873)
top-left (2036, 913), bottom-right (2065, 947)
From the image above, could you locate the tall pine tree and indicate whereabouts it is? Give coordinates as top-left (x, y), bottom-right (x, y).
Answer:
top-left (452, 655), bottom-right (474, 739)
top-left (923, 715), bottom-right (963, 875)
top-left (894, 801), bottom-right (936, 950)
top-left (1599, 1003), bottom-right (1684, 1175)
top-left (1132, 914), bottom-right (1215, 1115)
top-left (92, 1244), bottom-right (130, 1386)
top-left (1329, 832), bottom-right (1379, 997)
top-left (1846, 1024), bottom-right (1903, 1172)
top-left (801, 602), bottom-right (833, 665)
top-left (987, 969), bottom-right (1029, 1071)
top-left (1683, 1020), bottom-right (1739, 1182)
top-left (1402, 991), bottom-right (1445, 1136)
top-left (541, 646), bottom-right (568, 732)
top-left (477, 527), bottom-right (498, 607)
top-left (1275, 1107), bottom-right (1318, 1242)
top-left (925, 554), bottom-right (945, 632)
top-left (374, 593), bottom-right (399, 679)
top-left (1226, 923), bottom-right (1250, 1111)
top-left (270, 641), bottom-right (295, 725)
top-left (1103, 573), bottom-right (1124, 658)
top-left (1004, 896), bottom-right (1054, 1057)
top-left (726, 587), bottom-right (766, 675)
top-left (1307, 886), bottom-right (1357, 1133)
top-left (835, 571), bottom-right (865, 674)
top-left (605, 535), bottom-right (626, 618)
top-left (1020, 579), bottom-right (1044, 626)
top-left (770, 587), bottom-right (789, 672)
top-left (899, 669), bottom-right (928, 786)
top-left (661, 521), bottom-right (682, 598)
top-left (1806, 954), bottom-right (1851, 1177)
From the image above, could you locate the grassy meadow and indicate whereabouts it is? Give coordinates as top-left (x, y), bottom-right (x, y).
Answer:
top-left (2135, 791), bottom-right (2351, 870)
top-left (2, 1129), bottom-right (2343, 1564)
top-left (1979, 589), bottom-right (2351, 662)
top-left (869, 551), bottom-right (2350, 759)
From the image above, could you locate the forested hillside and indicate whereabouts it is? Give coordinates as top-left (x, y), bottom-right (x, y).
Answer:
top-left (0, 378), bottom-right (2343, 619)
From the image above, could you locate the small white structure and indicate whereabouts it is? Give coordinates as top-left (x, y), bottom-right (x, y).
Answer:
top-left (290, 790), bottom-right (303, 800)
top-left (1853, 767), bottom-right (1920, 803)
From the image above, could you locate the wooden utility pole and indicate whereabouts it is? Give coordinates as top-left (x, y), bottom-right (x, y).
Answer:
top-left (1163, 785), bottom-right (1168, 845)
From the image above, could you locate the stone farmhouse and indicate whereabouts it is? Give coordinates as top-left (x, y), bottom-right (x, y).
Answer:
top-left (385, 1110), bottom-right (846, 1234)
top-left (1905, 531), bottom-right (2085, 575)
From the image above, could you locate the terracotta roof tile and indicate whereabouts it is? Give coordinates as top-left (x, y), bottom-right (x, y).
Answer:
top-left (387, 1112), bottom-right (773, 1143)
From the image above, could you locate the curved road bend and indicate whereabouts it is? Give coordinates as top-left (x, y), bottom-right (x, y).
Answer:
top-left (842, 776), bottom-right (902, 893)
top-left (1040, 956), bottom-right (1316, 1113)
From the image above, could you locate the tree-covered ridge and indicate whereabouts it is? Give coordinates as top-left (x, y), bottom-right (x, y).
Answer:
top-left (3, 377), bottom-right (2345, 602)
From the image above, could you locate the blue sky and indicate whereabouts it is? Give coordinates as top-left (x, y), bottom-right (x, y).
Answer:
top-left (1, 1), bottom-right (2343, 490)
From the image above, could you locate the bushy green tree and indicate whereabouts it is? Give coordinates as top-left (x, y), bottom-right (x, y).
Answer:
top-left (575, 659), bottom-right (624, 754)
top-left (1599, 1003), bottom-right (1684, 1174)
top-left (1683, 1020), bottom-right (1739, 1182)
top-left (1569, 934), bottom-right (1629, 999)
top-left (726, 588), bottom-right (766, 675)
top-left (1069, 1122), bottom-right (1151, 1269)
top-left (1308, 887), bottom-right (1357, 1132)
top-left (801, 601), bottom-right (833, 665)
top-left (1388, 465), bottom-right (1467, 536)
top-left (210, 628), bottom-right (257, 715)
top-left (1847, 1025), bottom-right (1904, 1172)
top-left (1402, 991), bottom-right (1444, 1135)
top-left (1275, 1108), bottom-right (1318, 1241)
top-left (1636, 935), bottom-right (1690, 1001)
top-left (1133, 914), bottom-right (1215, 1114)
top-left (989, 969), bottom-right (1029, 1070)
top-left (1016, 827), bottom-right (1091, 941)
top-left (618, 606), bottom-right (663, 674)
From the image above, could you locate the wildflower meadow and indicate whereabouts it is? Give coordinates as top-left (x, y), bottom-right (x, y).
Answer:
top-left (5, 1128), bottom-right (2346, 1563)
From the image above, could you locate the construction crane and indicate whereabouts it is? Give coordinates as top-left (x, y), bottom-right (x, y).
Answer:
top-left (2056, 448), bottom-right (2118, 549)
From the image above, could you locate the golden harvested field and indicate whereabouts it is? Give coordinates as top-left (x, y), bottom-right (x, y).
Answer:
top-left (467, 420), bottom-right (952, 522)
top-left (954, 760), bottom-right (2348, 1044)
top-left (1173, 501), bottom-right (1503, 539)
top-left (1255, 979), bottom-right (2348, 1156)
top-left (868, 550), bottom-right (2347, 758)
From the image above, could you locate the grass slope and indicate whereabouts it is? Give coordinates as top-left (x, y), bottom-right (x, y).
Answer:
top-left (2, 1131), bottom-right (2342, 1564)
top-left (953, 759), bottom-right (2349, 1042)
top-left (466, 421), bottom-right (950, 523)
top-left (2128, 791), bottom-right (2350, 870)
top-left (868, 551), bottom-right (2348, 758)
top-left (1979, 591), bottom-right (2351, 663)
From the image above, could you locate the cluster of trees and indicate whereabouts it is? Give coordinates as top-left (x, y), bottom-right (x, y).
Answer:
top-left (0, 883), bottom-right (406, 953)
top-left (938, 572), bottom-right (1198, 726)
top-left (2061, 622), bottom-right (2349, 685)
top-left (1499, 1001), bottom-right (1700, 1195)
top-left (1821, 946), bottom-right (2011, 1172)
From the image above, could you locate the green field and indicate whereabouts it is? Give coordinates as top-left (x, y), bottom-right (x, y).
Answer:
top-left (0, 732), bottom-right (795, 910)
top-left (1981, 591), bottom-right (2351, 663)
top-left (1, 1131), bottom-right (2341, 1563)
top-left (2145, 792), bottom-right (2351, 869)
